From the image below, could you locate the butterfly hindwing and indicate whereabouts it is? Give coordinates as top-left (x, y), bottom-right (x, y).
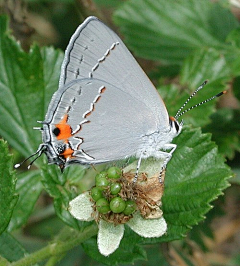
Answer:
top-left (46, 78), bottom-right (159, 164)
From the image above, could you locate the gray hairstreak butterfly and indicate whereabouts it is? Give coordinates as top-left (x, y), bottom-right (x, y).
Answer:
top-left (15, 16), bottom-right (225, 180)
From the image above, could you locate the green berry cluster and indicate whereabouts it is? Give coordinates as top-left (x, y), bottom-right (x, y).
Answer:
top-left (91, 167), bottom-right (136, 216)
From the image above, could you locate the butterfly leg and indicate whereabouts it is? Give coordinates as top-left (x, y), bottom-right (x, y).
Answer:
top-left (158, 143), bottom-right (177, 183)
top-left (133, 154), bottom-right (143, 183)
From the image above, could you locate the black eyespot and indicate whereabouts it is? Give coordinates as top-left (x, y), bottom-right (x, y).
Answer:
top-left (53, 127), bottom-right (60, 136)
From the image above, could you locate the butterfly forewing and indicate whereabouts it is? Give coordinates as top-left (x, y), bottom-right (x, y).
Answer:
top-left (59, 16), bottom-right (169, 128)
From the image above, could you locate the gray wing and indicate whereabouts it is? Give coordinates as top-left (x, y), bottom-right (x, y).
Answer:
top-left (45, 79), bottom-right (158, 164)
top-left (59, 16), bottom-right (169, 128)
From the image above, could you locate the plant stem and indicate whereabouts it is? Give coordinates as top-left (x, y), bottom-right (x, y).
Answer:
top-left (10, 223), bottom-right (98, 266)
top-left (45, 255), bottom-right (64, 266)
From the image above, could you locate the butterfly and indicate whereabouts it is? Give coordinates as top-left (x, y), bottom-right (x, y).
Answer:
top-left (15, 16), bottom-right (225, 181)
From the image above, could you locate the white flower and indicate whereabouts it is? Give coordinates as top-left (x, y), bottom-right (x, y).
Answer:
top-left (69, 157), bottom-right (168, 256)
top-left (69, 192), bottom-right (167, 256)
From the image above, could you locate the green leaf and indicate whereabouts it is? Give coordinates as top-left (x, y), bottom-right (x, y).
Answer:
top-left (23, 213), bottom-right (65, 240)
top-left (233, 75), bottom-right (240, 101)
top-left (180, 48), bottom-right (230, 87)
top-left (114, 0), bottom-right (236, 64)
top-left (0, 15), bottom-right (63, 164)
top-left (0, 15), bottom-right (91, 231)
top-left (158, 48), bottom-right (230, 128)
top-left (204, 109), bottom-right (240, 159)
top-left (0, 140), bottom-right (18, 235)
top-left (227, 27), bottom-right (240, 48)
top-left (41, 165), bottom-right (86, 229)
top-left (178, 48), bottom-right (231, 126)
top-left (8, 170), bottom-right (43, 231)
top-left (207, 2), bottom-right (239, 42)
top-left (0, 232), bottom-right (26, 262)
top-left (225, 28), bottom-right (240, 76)
top-left (41, 47), bottom-right (64, 113)
top-left (141, 126), bottom-right (232, 244)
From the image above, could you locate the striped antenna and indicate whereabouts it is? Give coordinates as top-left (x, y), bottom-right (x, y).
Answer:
top-left (174, 80), bottom-right (208, 119)
top-left (14, 144), bottom-right (45, 169)
top-left (174, 81), bottom-right (226, 120)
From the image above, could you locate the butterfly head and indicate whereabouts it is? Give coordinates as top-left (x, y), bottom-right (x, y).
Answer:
top-left (14, 122), bottom-right (67, 171)
top-left (169, 116), bottom-right (183, 137)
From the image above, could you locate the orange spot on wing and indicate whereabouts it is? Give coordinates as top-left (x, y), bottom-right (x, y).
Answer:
top-left (55, 114), bottom-right (72, 140)
top-left (100, 87), bottom-right (106, 93)
top-left (60, 147), bottom-right (74, 159)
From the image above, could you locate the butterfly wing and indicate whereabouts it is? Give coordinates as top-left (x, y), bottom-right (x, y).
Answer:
top-left (59, 16), bottom-right (169, 128)
top-left (44, 79), bottom-right (159, 165)
top-left (43, 17), bottom-right (173, 166)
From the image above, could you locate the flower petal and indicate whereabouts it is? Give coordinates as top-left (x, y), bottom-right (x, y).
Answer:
top-left (69, 192), bottom-right (94, 221)
top-left (97, 219), bottom-right (124, 256)
top-left (127, 212), bottom-right (167, 238)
